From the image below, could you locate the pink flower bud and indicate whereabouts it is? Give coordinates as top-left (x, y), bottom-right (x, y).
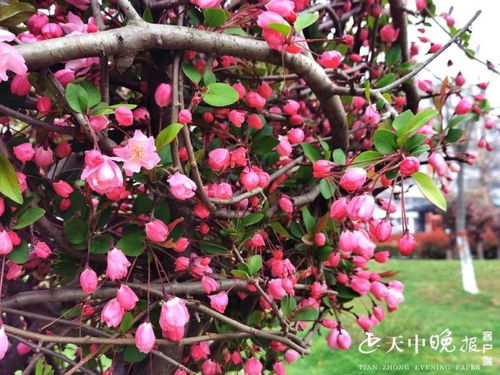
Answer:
top-left (202, 276), bottom-right (218, 294)
top-left (16, 342), bottom-right (31, 355)
top-left (135, 321), bottom-right (155, 353)
top-left (167, 172), bottom-right (197, 200)
top-left (370, 281), bottom-right (388, 300)
top-left (133, 107), bottom-right (150, 124)
top-left (455, 98), bottom-right (472, 115)
top-left (145, 219), bottom-right (169, 243)
top-left (53, 180), bottom-right (73, 198)
top-left (287, 128), bottom-right (304, 144)
top-left (278, 195), bottom-right (293, 213)
top-left (380, 24), bottom-right (399, 43)
top-left (13, 143), bottom-right (35, 162)
top-left (159, 297), bottom-right (190, 331)
top-left (314, 232), bottom-right (326, 246)
top-left (106, 248), bottom-right (131, 280)
top-left (154, 83), bottom-right (172, 107)
top-left (375, 219), bottom-right (392, 242)
top-left (400, 156), bottom-right (420, 176)
top-left (36, 97), bottom-right (52, 115)
top-left (34, 241), bottom-right (52, 258)
top-left (117, 284), bottom-right (139, 311)
top-left (41, 23), bottom-right (62, 38)
top-left (357, 316), bottom-right (373, 331)
top-left (361, 105), bottom-right (381, 126)
top-left (428, 152), bottom-right (448, 176)
top-left (268, 279), bottom-right (287, 300)
top-left (317, 50), bottom-right (343, 68)
top-left (0, 230), bottom-right (13, 255)
top-left (346, 194), bottom-right (375, 222)
top-left (312, 160), bottom-right (333, 178)
top-left (455, 72), bottom-right (465, 86)
top-left (245, 91), bottom-right (266, 110)
top-left (101, 298), bottom-right (125, 328)
top-left (399, 233), bottom-right (417, 256)
top-left (0, 326), bottom-right (8, 360)
top-left (273, 361), bottom-right (286, 375)
top-left (33, 146), bottom-right (53, 167)
top-left (0, 198), bottom-right (4, 217)
top-left (257, 81), bottom-right (273, 98)
top-left (244, 358), bottom-right (263, 375)
top-left (174, 237), bottom-right (189, 252)
top-left (247, 114), bottom-right (263, 130)
top-left (326, 328), bottom-right (351, 350)
top-left (228, 109), bottom-right (245, 127)
top-left (208, 148), bottom-right (230, 172)
top-left (374, 250), bottom-right (390, 263)
top-left (56, 141), bottom-right (72, 158)
top-left (209, 291), bottom-right (228, 313)
top-left (283, 100), bottom-right (300, 115)
top-left (27, 13), bottom-right (49, 33)
top-left (178, 109), bottom-right (192, 124)
top-left (350, 275), bottom-right (371, 295)
top-left (114, 106), bottom-right (133, 126)
top-left (330, 198), bottom-right (348, 221)
top-left (232, 82), bottom-right (246, 99)
top-left (340, 167), bottom-right (366, 191)
top-left (89, 115), bottom-right (109, 131)
top-left (284, 349), bottom-right (300, 363)
top-left (191, 0), bottom-right (222, 9)
top-left (80, 267), bottom-right (98, 294)
top-left (240, 168), bottom-right (259, 191)
top-left (11, 74), bottom-right (32, 96)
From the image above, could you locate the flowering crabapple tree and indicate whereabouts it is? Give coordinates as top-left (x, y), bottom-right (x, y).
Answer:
top-left (0, 0), bottom-right (496, 373)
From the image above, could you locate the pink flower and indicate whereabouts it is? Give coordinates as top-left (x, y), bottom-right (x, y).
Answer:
top-left (0, 30), bottom-right (27, 82)
top-left (202, 276), bottom-right (218, 294)
top-left (399, 233), bottom-right (416, 256)
top-left (276, 135), bottom-right (292, 157)
top-left (34, 241), bottom-right (52, 258)
top-left (266, 0), bottom-right (295, 17)
top-left (350, 275), bottom-right (370, 295)
top-left (191, 0), bottom-right (222, 9)
top-left (13, 143), bottom-right (35, 162)
top-left (168, 172), bottom-right (197, 200)
top-left (114, 106), bottom-right (133, 126)
top-left (380, 24), bottom-right (399, 43)
top-left (284, 349), bottom-right (300, 363)
top-left (33, 146), bottom-right (53, 167)
top-left (41, 23), bottom-right (63, 39)
top-left (209, 291), bottom-right (228, 313)
top-left (240, 168), bottom-right (259, 191)
top-left (117, 284), bottom-right (139, 311)
top-left (385, 281), bottom-right (405, 311)
top-left (0, 326), bottom-right (8, 360)
top-left (374, 219), bottom-right (392, 242)
top-left (318, 50), bottom-right (343, 68)
top-left (133, 107), bottom-right (150, 124)
top-left (346, 194), bottom-right (375, 222)
top-left (159, 297), bottom-right (190, 331)
top-left (313, 160), bottom-right (334, 178)
top-left (154, 83), bottom-right (172, 107)
top-left (455, 98), bottom-right (472, 115)
top-left (326, 328), bottom-right (351, 350)
top-left (0, 229), bottom-right (13, 255)
top-left (245, 91), bottom-right (266, 110)
top-left (361, 105), bottom-right (380, 126)
top-left (27, 13), bottom-right (49, 33)
top-left (400, 156), bottom-right (420, 176)
top-left (244, 358), bottom-right (263, 375)
top-left (373, 305), bottom-right (385, 321)
top-left (106, 248), bottom-right (131, 280)
top-left (287, 128), bottom-right (304, 144)
top-left (330, 198), bottom-right (348, 221)
top-left (340, 167), bottom-right (366, 191)
top-left (370, 281), bottom-right (388, 300)
top-left (268, 279), bottom-right (287, 300)
top-left (174, 237), bottom-right (190, 252)
top-left (53, 181), bottom-right (73, 198)
top-left (428, 152), bottom-right (448, 176)
top-left (357, 316), bottom-right (373, 331)
top-left (247, 114), bottom-right (263, 130)
top-left (229, 110), bottom-right (245, 127)
top-left (145, 219), bottom-right (170, 243)
top-left (178, 109), bottom-right (192, 124)
top-left (101, 298), bottom-right (125, 328)
top-left (208, 148), bottom-right (230, 172)
top-left (11, 74), bottom-right (31, 96)
top-left (89, 115), bottom-right (109, 131)
top-left (190, 342), bottom-right (210, 361)
top-left (135, 321), bottom-right (155, 353)
top-left (64, 0), bottom-right (90, 11)
top-left (374, 250), bottom-right (390, 263)
top-left (258, 81), bottom-right (273, 98)
top-left (81, 150), bottom-right (123, 194)
top-left (201, 359), bottom-right (222, 375)
top-left (416, 0), bottom-right (426, 11)
top-left (257, 11), bottom-right (288, 29)
top-left (80, 267), bottom-right (98, 294)
top-left (54, 69), bottom-right (75, 87)
top-left (114, 130), bottom-right (160, 176)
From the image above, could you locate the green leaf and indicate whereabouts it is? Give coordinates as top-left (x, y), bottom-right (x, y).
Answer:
top-left (292, 307), bottom-right (319, 321)
top-left (410, 144), bottom-right (430, 157)
top-left (412, 172), bottom-right (447, 211)
top-left (268, 222), bottom-right (290, 237)
top-left (123, 345), bottom-right (147, 363)
top-left (182, 63), bottom-right (201, 85)
top-left (132, 193), bottom-right (153, 216)
top-left (301, 207), bottom-right (315, 233)
top-left (199, 240), bottom-right (228, 254)
top-left (202, 83), bottom-right (239, 107)
top-left (14, 207), bottom-right (45, 229)
top-left (242, 213), bottom-right (264, 227)
top-left (448, 113), bottom-right (475, 128)
top-left (81, 82), bottom-right (101, 108)
top-left (65, 83), bottom-right (88, 113)
top-left (0, 1), bottom-right (36, 28)
top-left (203, 8), bottom-right (227, 27)
top-left (252, 136), bottom-right (279, 155)
top-left (316, 245), bottom-right (333, 261)
top-left (231, 269), bottom-right (249, 279)
top-left (90, 235), bottom-right (113, 254)
top-left (398, 109), bottom-right (438, 136)
top-left (116, 227), bottom-right (145, 256)
top-left (320, 178), bottom-right (336, 199)
top-left (247, 255), bottom-right (262, 275)
top-left (446, 128), bottom-right (463, 143)
top-left (403, 134), bottom-right (427, 152)
top-left (8, 241), bottom-right (30, 264)
top-left (385, 45), bottom-right (402, 66)
top-left (294, 13), bottom-right (319, 33)
top-left (156, 123), bottom-right (183, 150)
top-left (392, 109), bottom-right (414, 134)
top-left (223, 27), bottom-right (248, 36)
top-left (203, 69), bottom-right (216, 86)
top-left (267, 22), bottom-right (291, 36)
top-left (332, 148), bottom-right (346, 165)
top-left (373, 129), bottom-right (398, 154)
top-left (351, 151), bottom-right (382, 168)
top-left (300, 142), bottom-right (321, 162)
top-left (154, 200), bottom-right (171, 223)
top-left (281, 296), bottom-right (297, 316)
top-left (142, 7), bottom-right (153, 22)
top-left (63, 218), bottom-right (88, 245)
top-left (119, 312), bottom-right (134, 332)
top-left (0, 152), bottom-right (23, 204)
top-left (375, 73), bottom-right (397, 88)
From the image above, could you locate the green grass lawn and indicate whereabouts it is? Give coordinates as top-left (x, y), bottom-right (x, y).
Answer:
top-left (287, 260), bottom-right (500, 375)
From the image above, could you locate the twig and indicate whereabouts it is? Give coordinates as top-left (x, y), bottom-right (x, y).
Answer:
top-left (90, 0), bottom-right (110, 104)
top-left (116, 0), bottom-right (143, 22)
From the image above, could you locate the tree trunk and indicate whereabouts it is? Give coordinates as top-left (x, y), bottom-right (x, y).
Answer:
top-left (477, 241), bottom-right (484, 260)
